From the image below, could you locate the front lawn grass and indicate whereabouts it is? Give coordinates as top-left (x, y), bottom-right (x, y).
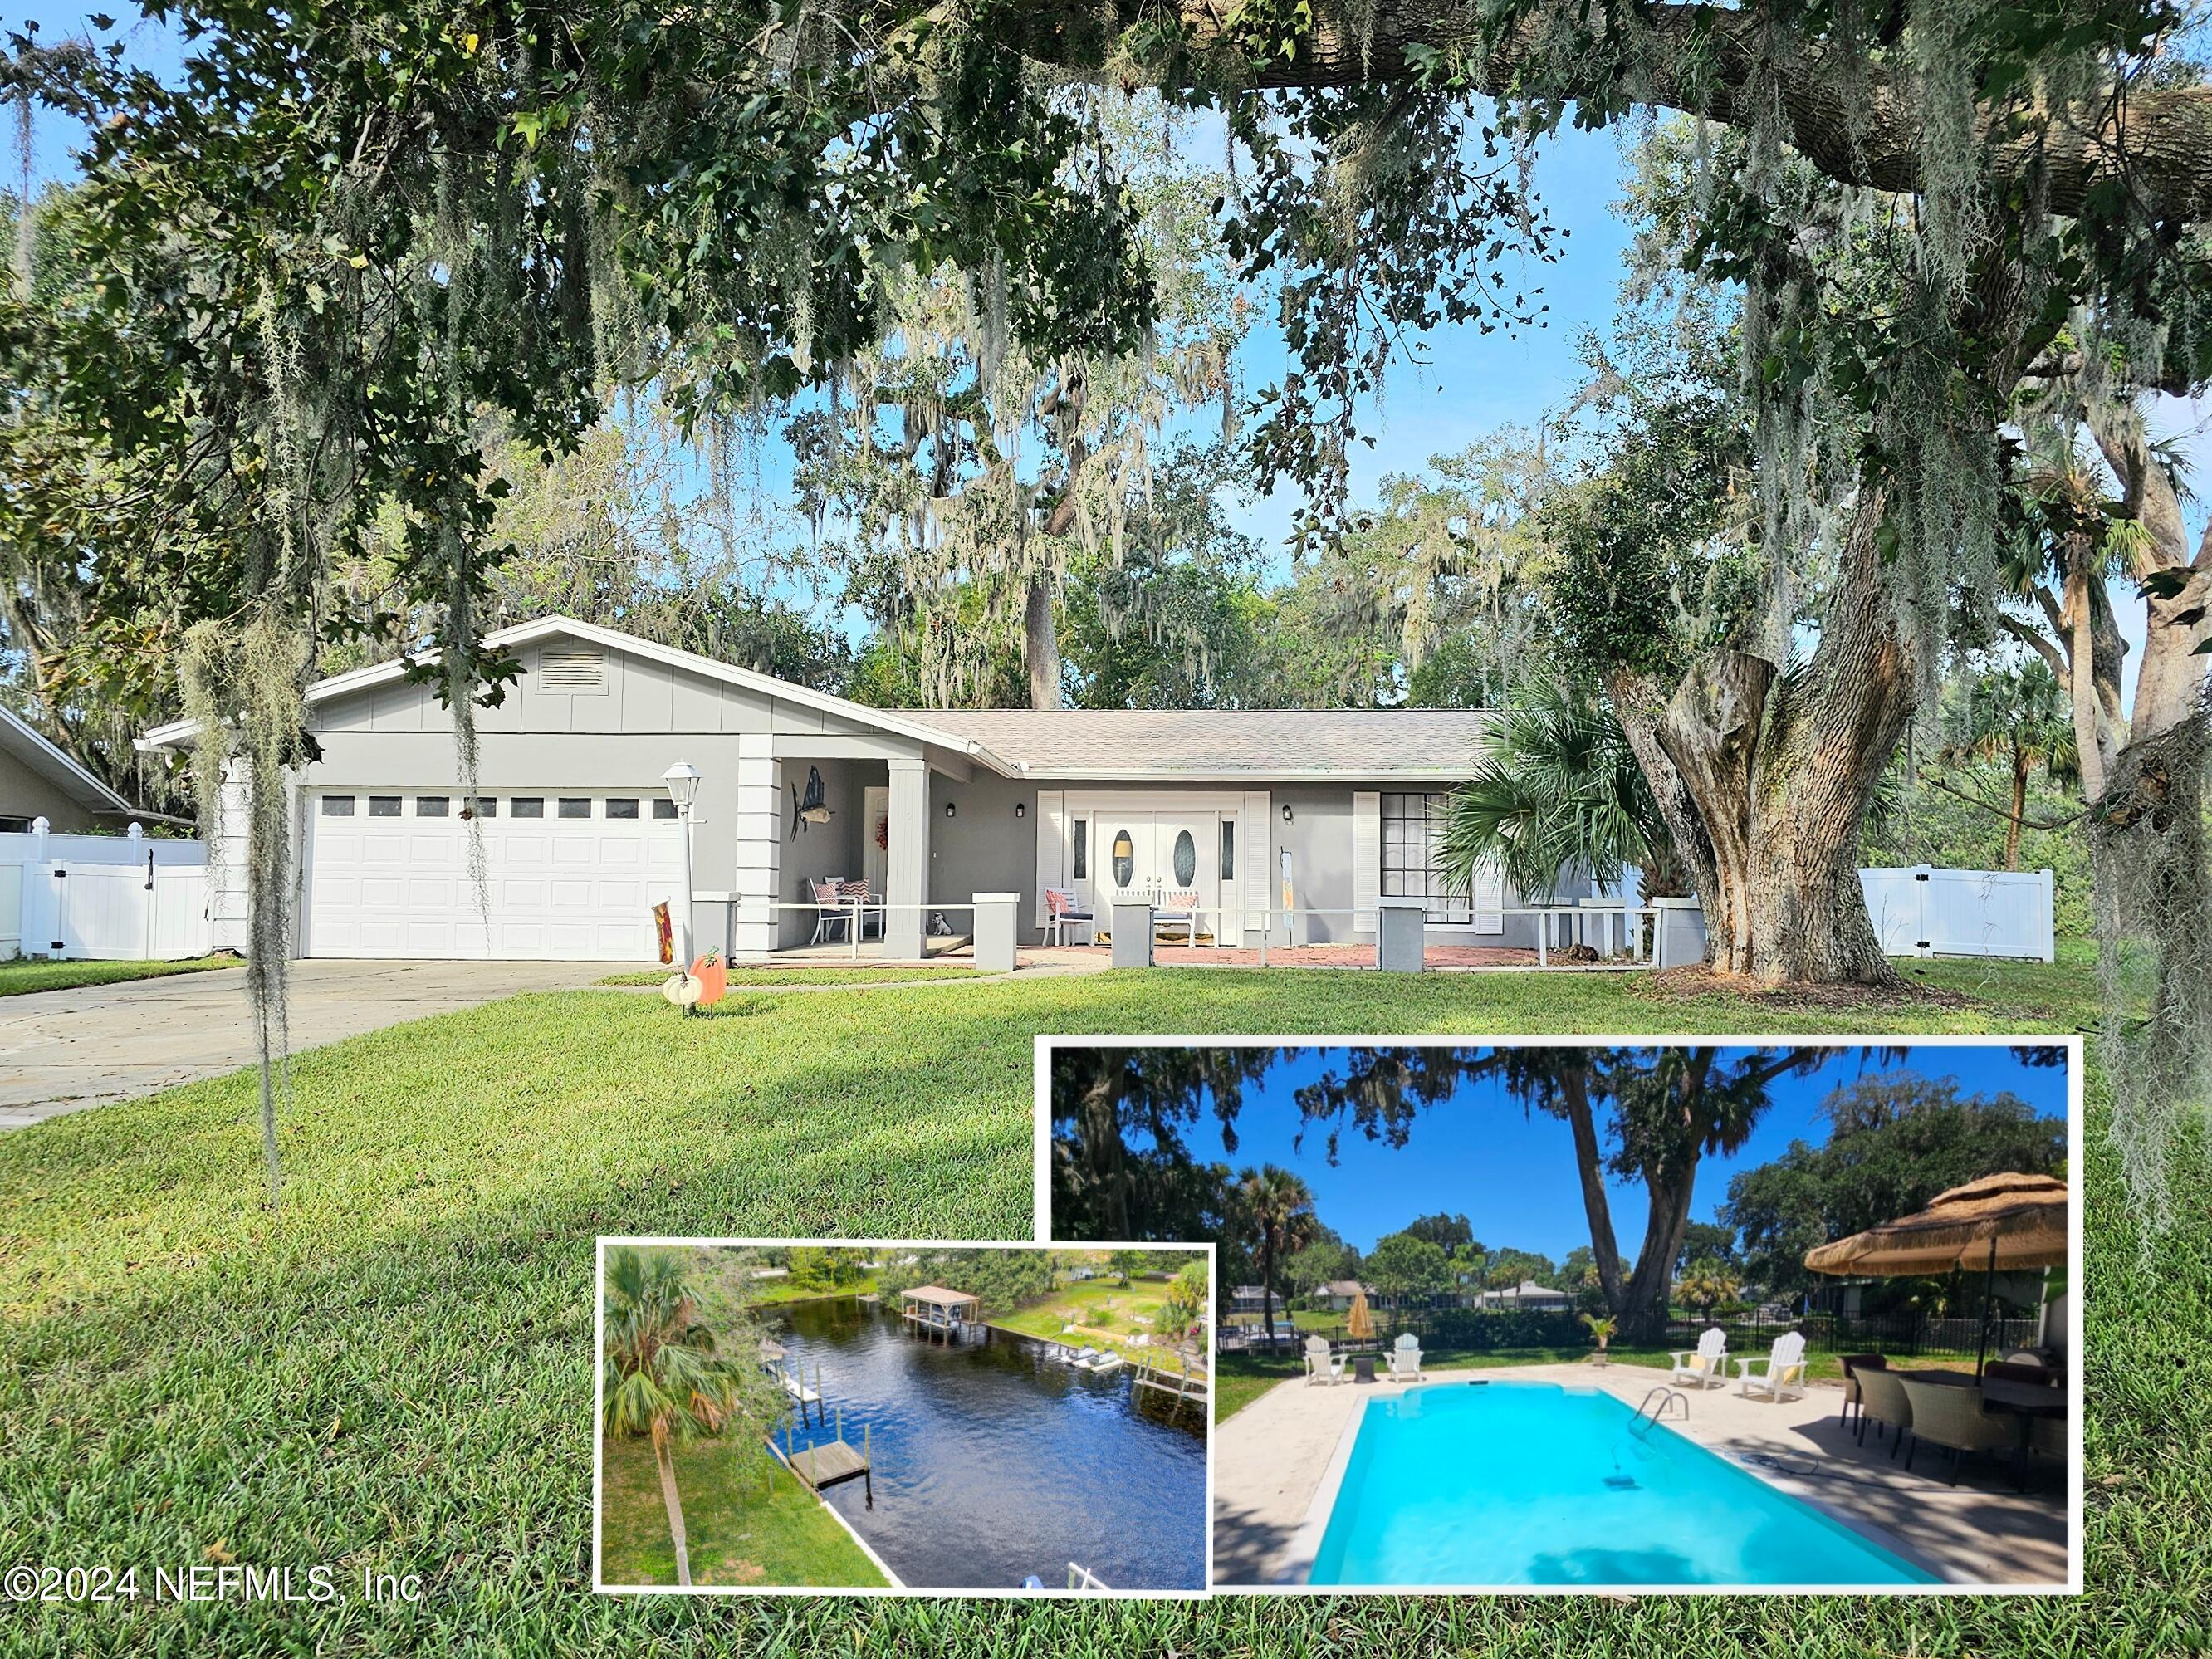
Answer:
top-left (596, 964), bottom-right (983, 987)
top-left (0, 952), bottom-right (239, 997)
top-left (598, 1432), bottom-right (887, 1588)
top-left (989, 1275), bottom-right (1182, 1358)
top-left (1, 957), bottom-right (2193, 1655)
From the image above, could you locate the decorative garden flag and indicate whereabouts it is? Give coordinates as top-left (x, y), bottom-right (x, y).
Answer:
top-left (653, 901), bottom-right (673, 965)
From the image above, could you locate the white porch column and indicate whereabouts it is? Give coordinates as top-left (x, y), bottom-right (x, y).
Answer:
top-left (731, 733), bottom-right (782, 958)
top-left (883, 757), bottom-right (931, 961)
top-left (208, 761), bottom-right (252, 955)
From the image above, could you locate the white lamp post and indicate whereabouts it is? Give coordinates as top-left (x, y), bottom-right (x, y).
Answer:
top-left (662, 761), bottom-right (702, 969)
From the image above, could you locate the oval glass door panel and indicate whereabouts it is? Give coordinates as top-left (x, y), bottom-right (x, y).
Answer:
top-left (1111, 829), bottom-right (1135, 887)
top-left (1172, 829), bottom-right (1197, 886)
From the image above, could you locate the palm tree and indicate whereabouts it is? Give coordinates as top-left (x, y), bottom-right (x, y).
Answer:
top-left (1676, 1258), bottom-right (1744, 1325)
top-left (1940, 660), bottom-right (2080, 870)
top-left (1238, 1165), bottom-right (1319, 1343)
top-left (602, 1248), bottom-right (753, 1588)
top-left (1437, 677), bottom-right (1686, 908)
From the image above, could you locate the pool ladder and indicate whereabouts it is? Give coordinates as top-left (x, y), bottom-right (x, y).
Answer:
top-left (1628, 1386), bottom-right (1691, 1440)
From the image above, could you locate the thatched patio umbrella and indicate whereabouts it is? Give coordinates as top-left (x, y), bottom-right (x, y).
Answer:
top-left (1345, 1286), bottom-right (1376, 1345)
top-left (1804, 1172), bottom-right (2068, 1374)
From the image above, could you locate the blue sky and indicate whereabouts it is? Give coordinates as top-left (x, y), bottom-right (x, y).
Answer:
top-left (14, 8), bottom-right (2209, 679)
top-left (1167, 1044), bottom-right (2066, 1262)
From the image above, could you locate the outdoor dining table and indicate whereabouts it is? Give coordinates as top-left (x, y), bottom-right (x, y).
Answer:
top-left (1903, 1368), bottom-right (2064, 1486)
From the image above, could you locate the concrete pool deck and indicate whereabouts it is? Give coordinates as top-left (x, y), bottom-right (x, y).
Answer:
top-left (1214, 1362), bottom-right (2070, 1589)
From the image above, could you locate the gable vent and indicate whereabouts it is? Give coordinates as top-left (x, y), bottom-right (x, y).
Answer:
top-left (537, 644), bottom-right (608, 694)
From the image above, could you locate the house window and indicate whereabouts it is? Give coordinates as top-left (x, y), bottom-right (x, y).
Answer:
top-left (652, 798), bottom-right (678, 820)
top-left (468, 797), bottom-right (497, 819)
top-left (1110, 828), bottom-right (1134, 887)
top-left (368, 796), bottom-right (401, 818)
top-left (1072, 819), bottom-right (1088, 880)
top-left (1172, 828), bottom-right (1197, 886)
top-left (557, 798), bottom-right (591, 820)
top-left (511, 797), bottom-right (546, 819)
top-left (1219, 820), bottom-right (1235, 882)
top-left (1382, 792), bottom-right (1471, 922)
top-left (605, 798), bottom-right (639, 820)
top-left (415, 795), bottom-right (449, 817)
top-left (321, 795), bottom-right (355, 817)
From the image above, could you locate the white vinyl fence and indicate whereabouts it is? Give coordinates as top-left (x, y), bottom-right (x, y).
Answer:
top-left (0, 821), bottom-right (212, 961)
top-left (1858, 865), bottom-right (2056, 962)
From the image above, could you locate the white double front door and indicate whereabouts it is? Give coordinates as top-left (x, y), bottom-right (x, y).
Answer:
top-left (1042, 790), bottom-right (1266, 944)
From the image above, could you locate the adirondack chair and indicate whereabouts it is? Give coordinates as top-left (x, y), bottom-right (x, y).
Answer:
top-left (1735, 1331), bottom-right (1810, 1402)
top-left (1389, 1331), bottom-right (1423, 1380)
top-left (1304, 1334), bottom-right (1345, 1386)
top-left (1670, 1326), bottom-right (1729, 1389)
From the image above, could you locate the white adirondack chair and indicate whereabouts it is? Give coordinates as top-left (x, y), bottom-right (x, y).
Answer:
top-left (1670, 1326), bottom-right (1729, 1389)
top-left (1389, 1331), bottom-right (1423, 1380)
top-left (1304, 1334), bottom-right (1345, 1386)
top-left (1735, 1331), bottom-right (1810, 1402)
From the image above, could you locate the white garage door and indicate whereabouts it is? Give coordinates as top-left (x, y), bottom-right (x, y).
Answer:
top-left (304, 790), bottom-right (683, 960)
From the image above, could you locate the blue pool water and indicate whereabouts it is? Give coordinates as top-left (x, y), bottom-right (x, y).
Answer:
top-left (1309, 1382), bottom-right (1938, 1587)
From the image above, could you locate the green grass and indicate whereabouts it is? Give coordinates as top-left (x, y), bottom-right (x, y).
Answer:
top-left (0, 957), bottom-right (2196, 1654)
top-left (741, 1274), bottom-right (880, 1307)
top-left (990, 1276), bottom-right (1187, 1358)
top-left (598, 1434), bottom-right (888, 1588)
top-left (0, 953), bottom-right (239, 997)
top-left (596, 964), bottom-right (983, 987)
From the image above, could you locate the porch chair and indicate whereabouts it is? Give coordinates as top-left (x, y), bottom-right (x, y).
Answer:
top-left (839, 878), bottom-right (885, 938)
top-left (1389, 1331), bottom-right (1423, 1381)
top-left (1734, 1330), bottom-right (1809, 1402)
top-left (808, 878), bottom-right (852, 944)
top-left (1669, 1326), bottom-right (1729, 1390)
top-left (1156, 888), bottom-right (1201, 945)
top-left (1043, 886), bottom-right (1095, 946)
top-left (1304, 1334), bottom-right (1345, 1386)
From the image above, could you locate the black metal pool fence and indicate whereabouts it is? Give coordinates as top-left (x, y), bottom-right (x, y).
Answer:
top-left (1664, 1308), bottom-right (2043, 1358)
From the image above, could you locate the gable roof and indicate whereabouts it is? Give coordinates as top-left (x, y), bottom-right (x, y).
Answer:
top-left (910, 707), bottom-right (1494, 781)
top-left (0, 705), bottom-right (139, 815)
top-left (138, 615), bottom-right (1015, 771)
top-left (138, 615), bottom-right (1497, 781)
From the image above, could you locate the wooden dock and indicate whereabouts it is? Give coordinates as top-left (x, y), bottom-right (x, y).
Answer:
top-left (1132, 1356), bottom-right (1211, 1412)
top-left (783, 1417), bottom-right (874, 1505)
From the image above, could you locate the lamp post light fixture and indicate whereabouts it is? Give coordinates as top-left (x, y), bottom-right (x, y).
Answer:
top-left (662, 761), bottom-right (702, 974)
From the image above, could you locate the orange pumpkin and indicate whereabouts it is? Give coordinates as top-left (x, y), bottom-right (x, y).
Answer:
top-left (689, 949), bottom-right (728, 1007)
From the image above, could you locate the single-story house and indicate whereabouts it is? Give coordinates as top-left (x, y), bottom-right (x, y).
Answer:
top-left (1228, 1285), bottom-right (1273, 1314)
top-left (1309, 1280), bottom-right (1375, 1313)
top-left (1, 705), bottom-right (144, 833)
top-left (140, 614), bottom-right (1571, 962)
top-left (1473, 1280), bottom-right (1572, 1310)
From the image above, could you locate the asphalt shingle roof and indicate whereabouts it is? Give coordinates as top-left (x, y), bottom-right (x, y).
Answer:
top-left (911, 708), bottom-right (1495, 779)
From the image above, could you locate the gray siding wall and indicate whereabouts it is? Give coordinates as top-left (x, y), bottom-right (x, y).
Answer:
top-left (0, 747), bottom-right (99, 832)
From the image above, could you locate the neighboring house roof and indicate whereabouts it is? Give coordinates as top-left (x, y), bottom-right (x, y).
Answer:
top-left (1231, 1285), bottom-right (1269, 1299)
top-left (0, 705), bottom-right (139, 816)
top-left (136, 614), bottom-right (1495, 782)
top-left (1316, 1280), bottom-right (1373, 1298)
top-left (1484, 1280), bottom-right (1568, 1301)
top-left (913, 707), bottom-right (1494, 781)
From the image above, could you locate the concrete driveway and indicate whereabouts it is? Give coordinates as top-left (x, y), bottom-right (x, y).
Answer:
top-left (0, 958), bottom-right (611, 1129)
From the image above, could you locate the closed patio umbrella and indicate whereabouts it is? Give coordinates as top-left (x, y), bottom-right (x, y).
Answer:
top-left (1804, 1172), bottom-right (2067, 1375)
top-left (1346, 1287), bottom-right (1375, 1344)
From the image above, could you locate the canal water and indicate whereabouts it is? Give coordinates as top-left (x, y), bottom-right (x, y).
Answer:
top-left (771, 1297), bottom-right (1207, 1591)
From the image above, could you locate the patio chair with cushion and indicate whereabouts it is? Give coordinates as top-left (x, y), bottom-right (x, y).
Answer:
top-left (838, 878), bottom-right (885, 938)
top-left (1389, 1332), bottom-right (1423, 1381)
top-left (1154, 888), bottom-right (1201, 945)
top-left (1854, 1365), bottom-right (1914, 1453)
top-left (1670, 1326), bottom-right (1729, 1390)
top-left (1896, 1375), bottom-right (2014, 1485)
top-left (1734, 1331), bottom-right (1809, 1402)
top-left (1304, 1334), bottom-right (1345, 1386)
top-left (1043, 887), bottom-right (1095, 946)
top-left (808, 878), bottom-right (851, 944)
top-left (1838, 1353), bottom-right (1888, 1428)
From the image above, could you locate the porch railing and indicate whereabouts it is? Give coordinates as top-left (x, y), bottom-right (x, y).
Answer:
top-left (1094, 899), bottom-right (1675, 970)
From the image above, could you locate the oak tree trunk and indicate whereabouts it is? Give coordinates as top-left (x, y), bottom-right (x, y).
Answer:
top-left (1025, 573), bottom-right (1061, 711)
top-left (1613, 508), bottom-right (1912, 986)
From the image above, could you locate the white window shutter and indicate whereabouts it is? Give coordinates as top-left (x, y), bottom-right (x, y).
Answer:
top-left (1035, 791), bottom-right (1064, 927)
top-left (1353, 790), bottom-right (1380, 934)
top-left (1475, 855), bottom-right (1505, 934)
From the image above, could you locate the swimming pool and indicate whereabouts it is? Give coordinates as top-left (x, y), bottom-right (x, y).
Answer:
top-left (1307, 1382), bottom-right (1939, 1587)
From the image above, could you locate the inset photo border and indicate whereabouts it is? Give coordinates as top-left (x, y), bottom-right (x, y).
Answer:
top-left (593, 1236), bottom-right (1216, 1597)
top-left (1035, 1035), bottom-right (2082, 1596)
